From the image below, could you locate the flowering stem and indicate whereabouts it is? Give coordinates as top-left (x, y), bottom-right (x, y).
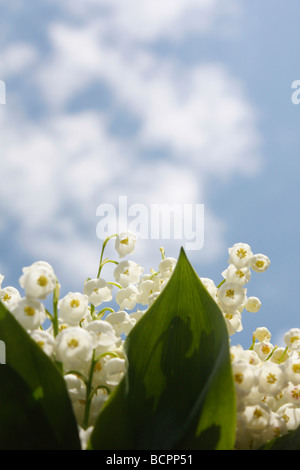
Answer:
top-left (278, 346), bottom-right (289, 364)
top-left (149, 270), bottom-right (159, 280)
top-left (217, 279), bottom-right (225, 289)
top-left (249, 334), bottom-right (255, 350)
top-left (52, 279), bottom-right (60, 338)
top-left (82, 349), bottom-right (97, 430)
top-left (90, 304), bottom-right (95, 317)
top-left (96, 307), bottom-right (115, 319)
top-left (264, 346), bottom-right (278, 361)
top-left (82, 350), bottom-right (121, 429)
top-left (91, 385), bottom-right (110, 397)
top-left (99, 259), bottom-right (119, 269)
top-left (95, 351), bottom-right (120, 362)
top-left (107, 281), bottom-right (122, 289)
top-left (65, 370), bottom-right (88, 383)
top-left (97, 234), bottom-right (117, 278)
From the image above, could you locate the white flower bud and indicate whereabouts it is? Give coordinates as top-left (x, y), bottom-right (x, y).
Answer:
top-left (253, 327), bottom-right (271, 342)
top-left (245, 296), bottom-right (262, 313)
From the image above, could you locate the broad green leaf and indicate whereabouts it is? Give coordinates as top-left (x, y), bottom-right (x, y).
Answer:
top-left (0, 365), bottom-right (59, 449)
top-left (90, 248), bottom-right (236, 450)
top-left (0, 302), bottom-right (81, 450)
top-left (260, 426), bottom-right (300, 450)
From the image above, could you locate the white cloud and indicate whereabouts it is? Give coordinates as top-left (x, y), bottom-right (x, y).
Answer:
top-left (0, 43), bottom-right (38, 78)
top-left (0, 0), bottom-right (263, 290)
top-left (52, 0), bottom-right (240, 42)
top-left (36, 22), bottom-right (261, 177)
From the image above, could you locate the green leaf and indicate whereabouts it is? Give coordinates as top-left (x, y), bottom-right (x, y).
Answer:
top-left (90, 248), bottom-right (236, 450)
top-left (0, 302), bottom-right (81, 450)
top-left (0, 365), bottom-right (59, 449)
top-left (260, 426), bottom-right (300, 450)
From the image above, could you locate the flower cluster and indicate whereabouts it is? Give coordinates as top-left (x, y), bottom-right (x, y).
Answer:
top-left (0, 234), bottom-right (297, 450)
top-left (203, 242), bottom-right (270, 336)
top-left (0, 232), bottom-right (178, 447)
top-left (231, 329), bottom-right (300, 450)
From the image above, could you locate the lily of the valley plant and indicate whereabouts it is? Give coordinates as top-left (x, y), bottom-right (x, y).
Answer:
top-left (0, 232), bottom-right (299, 450)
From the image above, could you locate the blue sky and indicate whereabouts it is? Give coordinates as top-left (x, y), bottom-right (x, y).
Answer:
top-left (0, 0), bottom-right (299, 348)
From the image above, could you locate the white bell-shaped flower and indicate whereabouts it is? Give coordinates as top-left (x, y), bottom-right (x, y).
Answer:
top-left (257, 362), bottom-right (286, 396)
top-left (105, 310), bottom-right (136, 336)
top-left (222, 265), bottom-right (251, 286)
top-left (228, 243), bottom-right (253, 269)
top-left (83, 278), bottom-right (113, 307)
top-left (253, 327), bottom-right (271, 343)
top-left (217, 282), bottom-right (247, 313)
top-left (85, 320), bottom-right (121, 355)
top-left (11, 297), bottom-right (46, 331)
top-left (114, 260), bottom-right (144, 287)
top-left (58, 292), bottom-right (89, 326)
top-left (284, 328), bottom-right (300, 350)
top-left (245, 296), bottom-right (262, 313)
top-left (115, 285), bottom-right (139, 310)
top-left (55, 326), bottom-right (94, 371)
top-left (115, 232), bottom-right (136, 258)
top-left (158, 257), bottom-right (177, 279)
top-left (250, 254), bottom-right (270, 273)
top-left (0, 286), bottom-right (21, 311)
top-left (19, 261), bottom-right (56, 300)
top-left (30, 329), bottom-right (55, 357)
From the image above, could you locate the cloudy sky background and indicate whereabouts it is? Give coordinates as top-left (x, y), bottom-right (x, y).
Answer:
top-left (0, 0), bottom-right (299, 347)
